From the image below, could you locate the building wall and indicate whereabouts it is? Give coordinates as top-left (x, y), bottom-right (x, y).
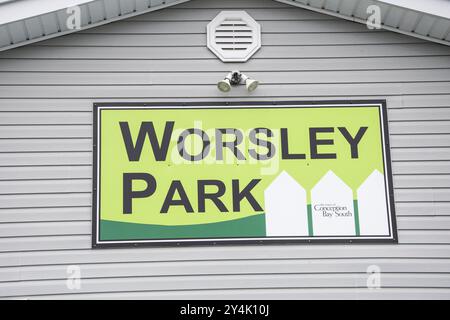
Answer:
top-left (0, 0), bottom-right (450, 299)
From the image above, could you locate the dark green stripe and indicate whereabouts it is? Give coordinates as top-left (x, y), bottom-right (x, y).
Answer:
top-left (100, 214), bottom-right (266, 241)
top-left (307, 204), bottom-right (313, 237)
top-left (353, 199), bottom-right (360, 236)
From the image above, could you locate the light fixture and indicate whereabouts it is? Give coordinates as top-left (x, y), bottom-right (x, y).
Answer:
top-left (241, 73), bottom-right (259, 92)
top-left (217, 72), bottom-right (233, 92)
top-left (217, 71), bottom-right (259, 92)
top-left (217, 78), bottom-right (231, 92)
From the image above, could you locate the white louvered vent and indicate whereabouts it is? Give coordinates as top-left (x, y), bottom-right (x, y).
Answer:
top-left (207, 11), bottom-right (261, 62)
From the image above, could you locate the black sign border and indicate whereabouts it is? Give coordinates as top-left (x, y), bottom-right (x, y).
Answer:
top-left (92, 100), bottom-right (398, 248)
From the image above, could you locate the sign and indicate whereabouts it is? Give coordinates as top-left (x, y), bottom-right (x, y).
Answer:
top-left (92, 101), bottom-right (397, 247)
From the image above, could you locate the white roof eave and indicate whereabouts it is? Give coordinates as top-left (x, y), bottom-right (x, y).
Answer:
top-left (0, 0), bottom-right (98, 25)
top-left (275, 0), bottom-right (450, 46)
top-left (377, 0), bottom-right (450, 20)
top-left (0, 0), bottom-right (192, 52)
top-left (0, 0), bottom-right (449, 52)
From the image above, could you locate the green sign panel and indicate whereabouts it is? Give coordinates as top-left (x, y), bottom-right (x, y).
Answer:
top-left (92, 101), bottom-right (397, 247)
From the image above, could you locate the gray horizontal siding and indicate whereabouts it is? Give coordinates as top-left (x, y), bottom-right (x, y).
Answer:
top-left (1, 57), bottom-right (450, 72)
top-left (2, 70), bottom-right (450, 84)
top-left (0, 0), bottom-right (450, 299)
top-left (0, 84), bottom-right (449, 98)
top-left (15, 288), bottom-right (450, 300)
top-left (2, 274), bottom-right (450, 299)
top-left (1, 44), bottom-right (449, 59)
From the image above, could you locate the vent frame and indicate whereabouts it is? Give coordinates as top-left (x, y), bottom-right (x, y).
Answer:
top-left (207, 10), bottom-right (261, 62)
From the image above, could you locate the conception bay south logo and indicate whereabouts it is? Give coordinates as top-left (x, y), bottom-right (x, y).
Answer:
top-left (92, 102), bottom-right (397, 247)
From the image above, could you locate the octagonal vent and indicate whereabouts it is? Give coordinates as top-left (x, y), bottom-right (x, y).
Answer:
top-left (207, 11), bottom-right (261, 62)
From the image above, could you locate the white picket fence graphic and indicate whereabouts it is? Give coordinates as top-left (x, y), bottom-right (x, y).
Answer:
top-left (264, 171), bottom-right (309, 236)
top-left (263, 169), bottom-right (390, 238)
top-left (311, 170), bottom-right (355, 236)
top-left (357, 169), bottom-right (390, 236)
